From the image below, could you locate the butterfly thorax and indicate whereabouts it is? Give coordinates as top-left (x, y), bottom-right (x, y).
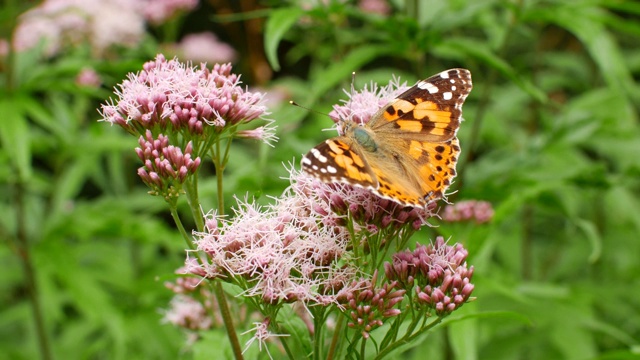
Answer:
top-left (343, 120), bottom-right (378, 152)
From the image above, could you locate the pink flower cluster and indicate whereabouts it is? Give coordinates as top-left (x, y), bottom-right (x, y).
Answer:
top-left (442, 200), bottom-right (494, 224)
top-left (13, 0), bottom-right (200, 57)
top-left (192, 170), bottom-right (355, 305)
top-left (135, 130), bottom-right (201, 197)
top-left (337, 270), bottom-right (405, 339)
top-left (329, 76), bottom-right (408, 128)
top-left (13, 0), bottom-right (145, 57)
top-left (142, 0), bottom-right (199, 24)
top-left (385, 237), bottom-right (474, 315)
top-left (175, 32), bottom-right (237, 64)
top-left (100, 55), bottom-right (270, 140)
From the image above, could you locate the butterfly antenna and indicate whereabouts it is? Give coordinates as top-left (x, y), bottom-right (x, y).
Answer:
top-left (350, 71), bottom-right (356, 100)
top-left (289, 101), bottom-right (329, 118)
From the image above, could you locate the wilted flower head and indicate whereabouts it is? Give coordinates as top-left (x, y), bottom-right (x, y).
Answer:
top-left (442, 200), bottom-right (494, 224)
top-left (100, 54), bottom-right (272, 143)
top-left (13, 0), bottom-right (144, 57)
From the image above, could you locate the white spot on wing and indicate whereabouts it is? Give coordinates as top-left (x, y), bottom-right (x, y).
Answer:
top-left (439, 71), bottom-right (450, 79)
top-left (443, 92), bottom-right (453, 100)
top-left (311, 148), bottom-right (327, 163)
top-left (327, 165), bottom-right (337, 174)
top-left (418, 81), bottom-right (438, 94)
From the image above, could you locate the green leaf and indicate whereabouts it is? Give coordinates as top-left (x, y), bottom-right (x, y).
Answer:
top-left (526, 4), bottom-right (634, 96)
top-left (574, 218), bottom-right (602, 263)
top-left (264, 7), bottom-right (304, 71)
top-left (433, 38), bottom-right (548, 102)
top-left (0, 98), bottom-right (31, 180)
top-left (308, 45), bottom-right (396, 101)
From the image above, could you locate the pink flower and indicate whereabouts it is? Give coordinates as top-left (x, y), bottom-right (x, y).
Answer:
top-left (328, 76), bottom-right (408, 129)
top-left (237, 124), bottom-right (278, 147)
top-left (163, 295), bottom-right (213, 330)
top-left (336, 270), bottom-right (405, 338)
top-left (385, 237), bottom-right (475, 315)
top-left (177, 32), bottom-right (237, 64)
top-left (358, 0), bottom-right (391, 16)
top-left (141, 0), bottom-right (198, 24)
top-left (75, 67), bottom-right (101, 87)
top-left (100, 54), bottom-right (269, 138)
top-left (442, 200), bottom-right (494, 224)
top-left (13, 0), bottom-right (144, 57)
top-left (135, 130), bottom-right (201, 197)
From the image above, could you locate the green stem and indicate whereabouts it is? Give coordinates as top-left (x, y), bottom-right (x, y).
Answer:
top-left (184, 177), bottom-right (204, 232)
top-left (169, 204), bottom-right (194, 250)
top-left (208, 136), bottom-right (244, 359)
top-left (326, 314), bottom-right (344, 360)
top-left (15, 182), bottom-right (53, 360)
top-left (215, 140), bottom-right (226, 214)
top-left (212, 280), bottom-right (244, 360)
top-left (360, 336), bottom-right (367, 360)
top-left (374, 316), bottom-right (444, 360)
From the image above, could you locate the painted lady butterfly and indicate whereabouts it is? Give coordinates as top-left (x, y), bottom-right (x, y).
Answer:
top-left (301, 69), bottom-right (472, 208)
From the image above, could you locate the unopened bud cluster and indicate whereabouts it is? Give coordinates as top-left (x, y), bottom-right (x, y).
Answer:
top-left (337, 271), bottom-right (405, 339)
top-left (135, 130), bottom-right (200, 198)
top-left (385, 237), bottom-right (474, 315)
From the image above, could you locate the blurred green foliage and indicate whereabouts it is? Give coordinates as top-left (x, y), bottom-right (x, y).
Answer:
top-left (1, 0), bottom-right (639, 359)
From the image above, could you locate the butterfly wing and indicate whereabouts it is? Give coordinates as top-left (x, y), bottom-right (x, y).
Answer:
top-left (302, 137), bottom-right (378, 190)
top-left (370, 68), bottom-right (472, 142)
top-left (363, 69), bottom-right (471, 206)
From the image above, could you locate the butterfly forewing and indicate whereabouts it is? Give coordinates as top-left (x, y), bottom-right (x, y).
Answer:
top-left (371, 68), bottom-right (472, 142)
top-left (301, 137), bottom-right (378, 189)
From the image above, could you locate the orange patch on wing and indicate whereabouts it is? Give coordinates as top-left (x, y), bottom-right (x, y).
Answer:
top-left (408, 140), bottom-right (426, 159)
top-left (396, 120), bottom-right (423, 132)
top-left (413, 109), bottom-right (453, 123)
top-left (333, 154), bottom-right (373, 182)
top-left (383, 100), bottom-right (415, 121)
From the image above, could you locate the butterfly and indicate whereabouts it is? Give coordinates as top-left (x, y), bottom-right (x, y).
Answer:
top-left (301, 69), bottom-right (472, 208)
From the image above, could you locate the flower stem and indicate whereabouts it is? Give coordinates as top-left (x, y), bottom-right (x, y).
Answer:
top-left (326, 314), bottom-right (344, 360)
top-left (184, 176), bottom-right (204, 232)
top-left (208, 138), bottom-right (243, 359)
top-left (212, 280), bottom-right (244, 360)
top-left (169, 204), bottom-right (194, 250)
top-left (374, 316), bottom-right (444, 360)
top-left (14, 182), bottom-right (53, 360)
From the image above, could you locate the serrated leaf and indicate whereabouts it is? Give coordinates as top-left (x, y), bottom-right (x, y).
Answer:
top-left (264, 7), bottom-right (304, 71)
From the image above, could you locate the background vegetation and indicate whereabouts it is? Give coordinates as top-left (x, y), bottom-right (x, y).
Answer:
top-left (1, 0), bottom-right (639, 359)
